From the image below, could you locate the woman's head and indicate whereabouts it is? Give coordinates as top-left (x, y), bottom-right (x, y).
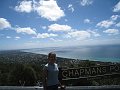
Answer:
top-left (48, 52), bottom-right (56, 63)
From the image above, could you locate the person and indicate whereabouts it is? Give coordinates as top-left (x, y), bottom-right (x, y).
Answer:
top-left (43, 52), bottom-right (63, 90)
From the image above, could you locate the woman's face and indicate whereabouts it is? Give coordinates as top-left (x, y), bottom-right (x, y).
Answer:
top-left (48, 54), bottom-right (56, 63)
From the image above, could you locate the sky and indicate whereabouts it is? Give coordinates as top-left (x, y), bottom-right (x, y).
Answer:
top-left (0, 0), bottom-right (120, 50)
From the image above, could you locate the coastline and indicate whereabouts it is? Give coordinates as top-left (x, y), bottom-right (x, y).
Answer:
top-left (0, 50), bottom-right (120, 86)
top-left (0, 50), bottom-right (119, 65)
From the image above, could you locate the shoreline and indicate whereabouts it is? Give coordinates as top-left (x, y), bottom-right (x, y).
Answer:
top-left (21, 50), bottom-right (120, 63)
top-left (0, 50), bottom-right (119, 64)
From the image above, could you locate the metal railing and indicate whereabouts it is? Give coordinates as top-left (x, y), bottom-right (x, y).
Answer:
top-left (0, 85), bottom-right (120, 90)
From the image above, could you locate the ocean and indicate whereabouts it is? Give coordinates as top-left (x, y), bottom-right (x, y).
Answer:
top-left (22, 45), bottom-right (120, 62)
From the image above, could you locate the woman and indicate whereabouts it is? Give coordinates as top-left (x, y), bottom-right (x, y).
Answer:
top-left (43, 52), bottom-right (62, 90)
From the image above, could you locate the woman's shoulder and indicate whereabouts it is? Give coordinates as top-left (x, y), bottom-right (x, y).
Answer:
top-left (54, 63), bottom-right (58, 66)
top-left (45, 63), bottom-right (49, 67)
top-left (55, 63), bottom-right (60, 68)
top-left (43, 63), bottom-right (48, 70)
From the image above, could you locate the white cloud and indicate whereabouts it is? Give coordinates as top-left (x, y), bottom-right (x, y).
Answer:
top-left (103, 29), bottom-right (119, 35)
top-left (84, 19), bottom-right (91, 23)
top-left (34, 0), bottom-right (65, 21)
top-left (96, 20), bottom-right (115, 28)
top-left (36, 33), bottom-right (57, 38)
top-left (87, 30), bottom-right (100, 37)
top-left (15, 36), bottom-right (20, 39)
top-left (6, 36), bottom-right (11, 39)
top-left (67, 31), bottom-right (91, 40)
top-left (15, 36), bottom-right (21, 40)
top-left (110, 15), bottom-right (120, 20)
top-left (14, 0), bottom-right (65, 21)
top-left (116, 22), bottom-right (120, 27)
top-left (113, 1), bottom-right (120, 12)
top-left (42, 26), bottom-right (47, 29)
top-left (48, 24), bottom-right (72, 32)
top-left (50, 38), bottom-right (62, 42)
top-left (15, 27), bottom-right (37, 35)
top-left (15, 0), bottom-right (33, 13)
top-left (68, 4), bottom-right (74, 12)
top-left (80, 0), bottom-right (93, 6)
top-left (65, 19), bottom-right (68, 22)
top-left (0, 18), bottom-right (11, 29)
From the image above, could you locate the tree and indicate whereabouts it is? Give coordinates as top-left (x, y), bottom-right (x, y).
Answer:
top-left (8, 64), bottom-right (24, 85)
top-left (8, 64), bottom-right (37, 86)
top-left (23, 65), bottom-right (37, 86)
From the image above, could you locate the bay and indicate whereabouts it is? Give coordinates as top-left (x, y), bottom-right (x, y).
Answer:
top-left (22, 45), bottom-right (120, 62)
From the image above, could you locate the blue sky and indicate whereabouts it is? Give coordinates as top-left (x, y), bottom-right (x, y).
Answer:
top-left (0, 0), bottom-right (120, 50)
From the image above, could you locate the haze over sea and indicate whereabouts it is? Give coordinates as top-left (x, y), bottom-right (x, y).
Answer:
top-left (22, 45), bottom-right (120, 62)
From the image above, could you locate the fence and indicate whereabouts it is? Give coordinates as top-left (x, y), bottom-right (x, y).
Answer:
top-left (0, 86), bottom-right (120, 90)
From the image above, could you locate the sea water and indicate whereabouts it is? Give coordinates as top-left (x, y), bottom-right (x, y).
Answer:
top-left (22, 45), bottom-right (120, 62)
